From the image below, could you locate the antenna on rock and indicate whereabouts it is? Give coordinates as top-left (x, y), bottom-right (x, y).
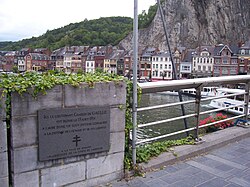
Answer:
top-left (157, 0), bottom-right (189, 135)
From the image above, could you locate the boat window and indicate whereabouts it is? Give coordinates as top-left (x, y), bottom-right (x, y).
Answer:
top-left (239, 108), bottom-right (244, 112)
top-left (235, 107), bottom-right (238, 111)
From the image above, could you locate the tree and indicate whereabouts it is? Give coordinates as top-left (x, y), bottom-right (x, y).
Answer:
top-left (12, 65), bottom-right (19, 73)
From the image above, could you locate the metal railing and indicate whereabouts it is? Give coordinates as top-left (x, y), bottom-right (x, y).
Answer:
top-left (132, 75), bottom-right (250, 164)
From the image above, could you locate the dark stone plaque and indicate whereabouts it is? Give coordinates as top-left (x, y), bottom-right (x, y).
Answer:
top-left (38, 106), bottom-right (110, 161)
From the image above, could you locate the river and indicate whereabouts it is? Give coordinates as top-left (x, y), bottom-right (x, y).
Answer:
top-left (137, 92), bottom-right (230, 141)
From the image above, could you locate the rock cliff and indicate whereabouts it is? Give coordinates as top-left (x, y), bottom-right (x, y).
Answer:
top-left (119, 0), bottom-right (250, 51)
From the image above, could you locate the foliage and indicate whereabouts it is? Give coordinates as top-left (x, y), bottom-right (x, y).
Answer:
top-left (0, 71), bottom-right (124, 96)
top-left (124, 137), bottom-right (195, 170)
top-left (0, 3), bottom-right (158, 51)
top-left (0, 17), bottom-right (133, 51)
top-left (138, 3), bottom-right (157, 29)
top-left (0, 71), bottom-right (124, 123)
top-left (199, 113), bottom-right (233, 133)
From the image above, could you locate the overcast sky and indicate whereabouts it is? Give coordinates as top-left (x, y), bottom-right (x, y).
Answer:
top-left (0, 0), bottom-right (156, 42)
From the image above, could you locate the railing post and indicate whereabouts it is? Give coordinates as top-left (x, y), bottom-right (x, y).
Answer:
top-left (244, 82), bottom-right (250, 120)
top-left (194, 85), bottom-right (202, 141)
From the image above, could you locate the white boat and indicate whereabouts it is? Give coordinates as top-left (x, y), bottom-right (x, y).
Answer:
top-left (162, 87), bottom-right (224, 97)
top-left (208, 88), bottom-right (250, 115)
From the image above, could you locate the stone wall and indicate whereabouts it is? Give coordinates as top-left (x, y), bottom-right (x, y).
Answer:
top-left (0, 89), bottom-right (8, 187)
top-left (9, 82), bottom-right (126, 187)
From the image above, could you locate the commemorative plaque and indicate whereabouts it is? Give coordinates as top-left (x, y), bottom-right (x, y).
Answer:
top-left (38, 106), bottom-right (110, 161)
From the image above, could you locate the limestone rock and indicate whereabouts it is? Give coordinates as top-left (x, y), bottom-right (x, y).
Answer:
top-left (119, 0), bottom-right (250, 51)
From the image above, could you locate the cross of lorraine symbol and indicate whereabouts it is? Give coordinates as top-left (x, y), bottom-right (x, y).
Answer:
top-left (72, 135), bottom-right (81, 147)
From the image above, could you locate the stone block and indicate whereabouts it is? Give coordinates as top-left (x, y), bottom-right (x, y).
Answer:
top-left (0, 121), bottom-right (7, 152)
top-left (110, 108), bottom-right (126, 133)
top-left (66, 170), bottom-right (123, 187)
top-left (13, 170), bottom-right (39, 187)
top-left (64, 82), bottom-right (126, 107)
top-left (0, 177), bottom-right (8, 187)
top-left (0, 89), bottom-right (6, 119)
top-left (109, 132), bottom-right (125, 154)
top-left (0, 152), bottom-right (8, 178)
top-left (11, 116), bottom-right (37, 148)
top-left (41, 161), bottom-right (86, 187)
top-left (12, 146), bottom-right (39, 173)
top-left (11, 85), bottom-right (63, 116)
top-left (87, 152), bottom-right (124, 179)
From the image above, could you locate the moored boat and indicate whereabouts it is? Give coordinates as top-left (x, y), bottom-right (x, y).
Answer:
top-left (208, 88), bottom-right (250, 116)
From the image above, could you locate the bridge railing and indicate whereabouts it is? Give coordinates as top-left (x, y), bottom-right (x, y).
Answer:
top-left (132, 75), bottom-right (250, 163)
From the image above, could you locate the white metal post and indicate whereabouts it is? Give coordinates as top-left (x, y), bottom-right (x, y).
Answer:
top-left (132, 0), bottom-right (138, 165)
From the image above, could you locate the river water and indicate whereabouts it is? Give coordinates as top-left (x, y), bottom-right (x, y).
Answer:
top-left (137, 92), bottom-right (223, 141)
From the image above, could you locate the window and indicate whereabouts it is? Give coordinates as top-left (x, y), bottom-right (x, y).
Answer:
top-left (241, 49), bottom-right (245, 55)
top-left (160, 64), bottom-right (162, 69)
top-left (223, 57), bottom-right (228, 64)
top-left (232, 60), bottom-right (238, 64)
top-left (181, 65), bottom-right (190, 71)
top-left (215, 59), bottom-right (220, 64)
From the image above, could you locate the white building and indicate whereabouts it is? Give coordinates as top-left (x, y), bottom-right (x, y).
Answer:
top-left (192, 46), bottom-right (214, 78)
top-left (151, 52), bottom-right (172, 80)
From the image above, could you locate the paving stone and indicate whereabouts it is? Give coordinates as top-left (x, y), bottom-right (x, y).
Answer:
top-left (226, 168), bottom-right (247, 178)
top-left (167, 180), bottom-right (192, 187)
top-left (224, 183), bottom-right (242, 187)
top-left (126, 178), bottom-right (149, 187)
top-left (215, 164), bottom-right (234, 172)
top-left (242, 173), bottom-right (250, 183)
top-left (187, 160), bottom-right (231, 178)
top-left (234, 148), bottom-right (250, 154)
top-left (229, 177), bottom-right (250, 187)
top-left (159, 172), bottom-right (186, 184)
top-left (144, 178), bottom-right (168, 187)
top-left (196, 177), bottom-right (229, 187)
top-left (172, 162), bottom-right (190, 170)
top-left (205, 154), bottom-right (247, 170)
top-left (174, 165), bottom-right (201, 176)
top-left (143, 169), bottom-right (168, 181)
top-left (162, 165), bottom-right (179, 173)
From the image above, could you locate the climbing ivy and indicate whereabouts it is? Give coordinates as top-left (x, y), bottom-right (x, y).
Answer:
top-left (0, 71), bottom-right (124, 125)
top-left (0, 71), bottom-right (124, 97)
